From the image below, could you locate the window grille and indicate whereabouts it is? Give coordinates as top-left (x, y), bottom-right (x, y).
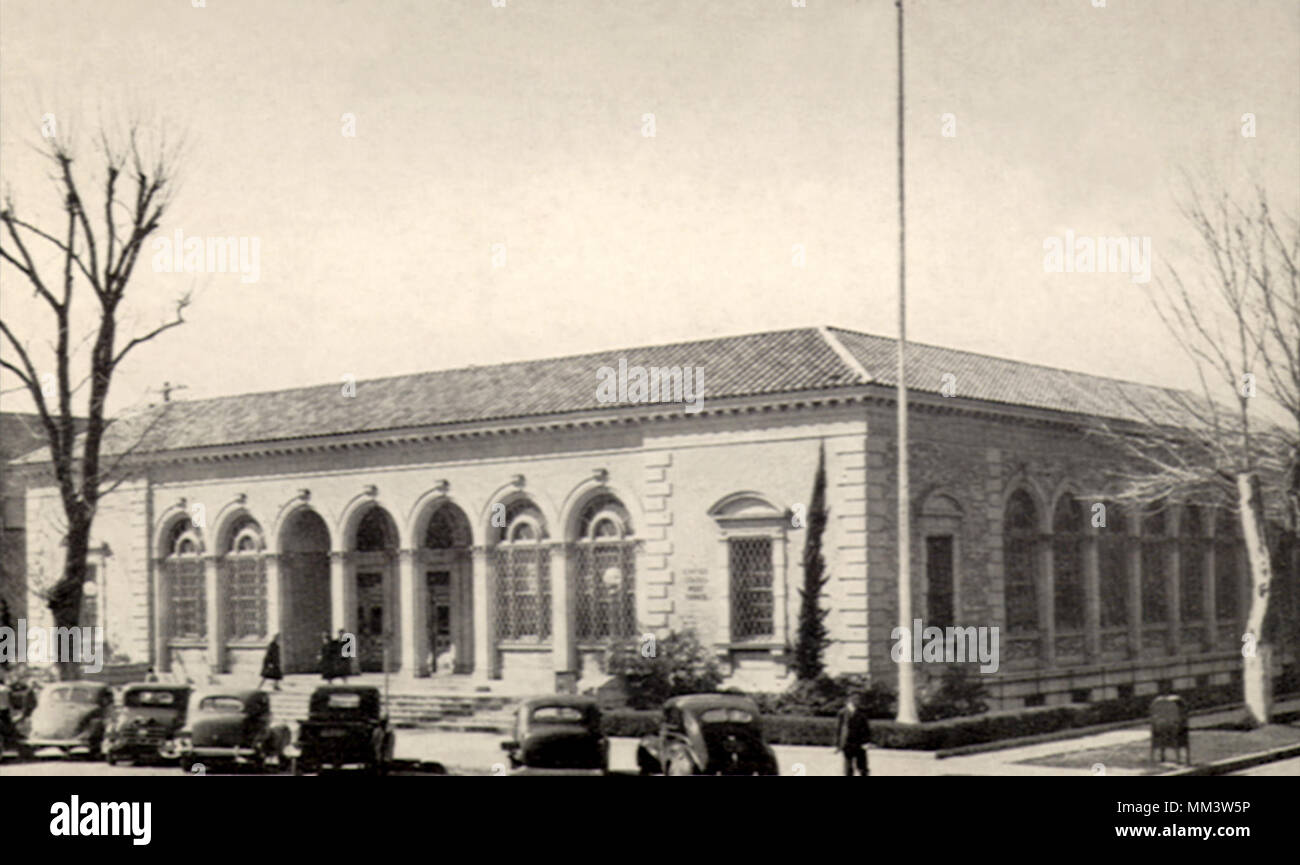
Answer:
top-left (1141, 508), bottom-right (1168, 625)
top-left (1214, 509), bottom-right (1240, 621)
top-left (223, 555), bottom-right (267, 640)
top-left (729, 537), bottom-right (774, 640)
top-left (1099, 502), bottom-right (1129, 627)
top-left (1180, 507), bottom-right (1206, 622)
top-left (166, 556), bottom-right (206, 639)
top-left (1052, 495), bottom-right (1085, 630)
top-left (1003, 490), bottom-right (1039, 633)
top-left (492, 537), bottom-right (551, 642)
top-left (574, 542), bottom-right (636, 642)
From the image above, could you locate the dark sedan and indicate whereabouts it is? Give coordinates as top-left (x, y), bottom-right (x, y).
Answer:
top-left (636, 694), bottom-right (778, 776)
top-left (105, 684), bottom-right (192, 766)
top-left (168, 689), bottom-right (290, 773)
top-left (295, 685), bottom-right (394, 774)
top-left (501, 695), bottom-right (609, 775)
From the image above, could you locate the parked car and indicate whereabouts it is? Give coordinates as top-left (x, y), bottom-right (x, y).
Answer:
top-left (104, 684), bottom-right (192, 766)
top-left (167, 689), bottom-right (290, 773)
top-left (19, 681), bottom-right (114, 760)
top-left (636, 694), bottom-right (778, 776)
top-left (295, 685), bottom-right (395, 774)
top-left (501, 695), bottom-right (609, 774)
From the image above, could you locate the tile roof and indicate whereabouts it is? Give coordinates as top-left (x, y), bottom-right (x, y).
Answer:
top-left (23, 326), bottom-right (1186, 460)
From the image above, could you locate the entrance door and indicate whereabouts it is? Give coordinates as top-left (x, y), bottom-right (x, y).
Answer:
top-left (356, 571), bottom-right (386, 672)
top-left (428, 571), bottom-right (452, 669)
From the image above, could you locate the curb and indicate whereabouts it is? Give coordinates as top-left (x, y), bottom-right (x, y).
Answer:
top-left (929, 697), bottom-right (1300, 760)
top-left (1159, 743), bottom-right (1300, 777)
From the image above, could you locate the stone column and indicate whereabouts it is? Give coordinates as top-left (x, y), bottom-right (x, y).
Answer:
top-left (551, 542), bottom-right (574, 687)
top-left (264, 553), bottom-right (282, 647)
top-left (330, 551), bottom-right (358, 673)
top-left (1204, 543), bottom-right (1218, 649)
top-left (398, 549), bottom-right (429, 677)
top-left (202, 555), bottom-right (223, 673)
top-left (153, 558), bottom-right (170, 674)
top-left (1127, 524), bottom-right (1142, 658)
top-left (471, 546), bottom-right (496, 680)
top-left (1166, 536), bottom-right (1181, 655)
top-left (1083, 532), bottom-right (1101, 661)
top-left (1039, 538), bottom-right (1055, 667)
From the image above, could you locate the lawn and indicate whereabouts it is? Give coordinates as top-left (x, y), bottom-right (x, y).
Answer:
top-left (1016, 722), bottom-right (1300, 774)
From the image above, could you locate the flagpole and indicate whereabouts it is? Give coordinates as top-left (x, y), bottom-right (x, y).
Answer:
top-left (894, 0), bottom-right (918, 725)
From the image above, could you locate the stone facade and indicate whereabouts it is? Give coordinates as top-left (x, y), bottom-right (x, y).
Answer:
top-left (16, 327), bottom-right (1260, 707)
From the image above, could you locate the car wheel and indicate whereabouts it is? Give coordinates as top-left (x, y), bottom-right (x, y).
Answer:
top-left (105, 752), bottom-right (117, 767)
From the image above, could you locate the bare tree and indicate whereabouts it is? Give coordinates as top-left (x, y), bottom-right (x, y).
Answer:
top-left (0, 125), bottom-right (187, 678)
top-left (1087, 185), bottom-right (1300, 725)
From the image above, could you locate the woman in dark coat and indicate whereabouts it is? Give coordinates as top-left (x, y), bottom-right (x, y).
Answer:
top-left (320, 631), bottom-right (336, 683)
top-left (259, 634), bottom-right (283, 691)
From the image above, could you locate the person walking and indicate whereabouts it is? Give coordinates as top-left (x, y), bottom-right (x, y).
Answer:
top-left (320, 631), bottom-right (336, 683)
top-left (259, 634), bottom-right (283, 691)
top-left (835, 695), bottom-right (871, 776)
top-left (335, 628), bottom-right (351, 683)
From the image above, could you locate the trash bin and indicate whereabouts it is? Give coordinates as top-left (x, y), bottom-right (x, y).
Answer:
top-left (1150, 694), bottom-right (1190, 765)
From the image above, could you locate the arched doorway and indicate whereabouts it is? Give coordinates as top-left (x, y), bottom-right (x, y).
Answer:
top-left (279, 509), bottom-right (331, 673)
top-left (421, 503), bottom-right (474, 675)
top-left (352, 506), bottom-right (399, 672)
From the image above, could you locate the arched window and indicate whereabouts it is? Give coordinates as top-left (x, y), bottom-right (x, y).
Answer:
top-left (221, 518), bottom-right (267, 642)
top-left (573, 494), bottom-right (636, 643)
top-left (1214, 509), bottom-right (1240, 622)
top-left (1003, 489), bottom-right (1040, 634)
top-left (1180, 506), bottom-right (1206, 623)
top-left (1052, 494), bottom-right (1085, 631)
top-left (491, 500), bottom-right (551, 642)
top-left (425, 506), bottom-right (469, 550)
top-left (355, 508), bottom-right (395, 552)
top-left (1141, 506), bottom-right (1168, 625)
top-left (163, 518), bottom-right (206, 640)
top-left (1099, 501), bottom-right (1128, 628)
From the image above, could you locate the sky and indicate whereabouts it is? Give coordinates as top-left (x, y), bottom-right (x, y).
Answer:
top-left (1, 0), bottom-right (1297, 417)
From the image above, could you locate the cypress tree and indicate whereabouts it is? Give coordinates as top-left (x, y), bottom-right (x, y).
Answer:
top-left (794, 442), bottom-right (831, 680)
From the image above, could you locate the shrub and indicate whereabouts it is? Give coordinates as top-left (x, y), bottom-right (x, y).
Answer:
top-left (756, 673), bottom-right (896, 719)
top-left (918, 664), bottom-right (989, 721)
top-left (605, 629), bottom-right (725, 710)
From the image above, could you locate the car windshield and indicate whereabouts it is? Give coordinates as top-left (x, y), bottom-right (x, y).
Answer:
top-left (699, 708), bottom-right (755, 724)
top-left (531, 706), bottom-right (585, 723)
top-left (127, 690), bottom-right (178, 707)
top-left (50, 687), bottom-right (100, 705)
top-left (326, 693), bottom-right (362, 709)
top-left (198, 696), bottom-right (245, 712)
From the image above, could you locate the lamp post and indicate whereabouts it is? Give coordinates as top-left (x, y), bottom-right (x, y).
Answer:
top-left (894, 0), bottom-right (918, 725)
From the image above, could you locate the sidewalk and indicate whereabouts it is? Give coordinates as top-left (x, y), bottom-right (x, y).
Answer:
top-left (397, 694), bottom-right (1300, 776)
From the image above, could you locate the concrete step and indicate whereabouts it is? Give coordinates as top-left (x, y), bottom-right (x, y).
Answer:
top-left (266, 690), bottom-right (520, 730)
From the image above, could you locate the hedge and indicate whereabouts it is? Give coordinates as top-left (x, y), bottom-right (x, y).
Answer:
top-left (601, 682), bottom-right (1259, 750)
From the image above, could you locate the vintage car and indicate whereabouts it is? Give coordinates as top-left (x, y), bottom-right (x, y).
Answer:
top-left (168, 689), bottom-right (291, 773)
top-left (19, 681), bottom-right (114, 760)
top-left (294, 685), bottom-right (395, 774)
top-left (104, 684), bottom-right (192, 766)
top-left (636, 694), bottom-right (779, 776)
top-left (501, 695), bottom-right (609, 774)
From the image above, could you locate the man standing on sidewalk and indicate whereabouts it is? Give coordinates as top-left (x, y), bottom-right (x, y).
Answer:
top-left (835, 695), bottom-right (871, 776)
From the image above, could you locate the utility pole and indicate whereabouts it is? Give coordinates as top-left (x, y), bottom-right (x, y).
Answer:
top-left (894, 0), bottom-right (918, 725)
